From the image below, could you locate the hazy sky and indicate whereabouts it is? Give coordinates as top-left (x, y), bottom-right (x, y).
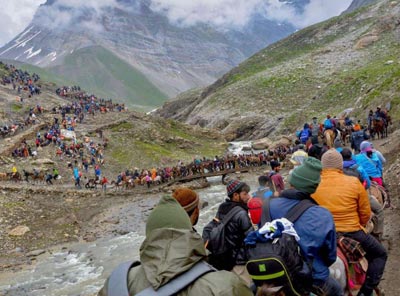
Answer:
top-left (0, 0), bottom-right (353, 47)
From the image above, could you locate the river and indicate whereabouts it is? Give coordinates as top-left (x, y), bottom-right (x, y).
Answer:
top-left (0, 175), bottom-right (261, 296)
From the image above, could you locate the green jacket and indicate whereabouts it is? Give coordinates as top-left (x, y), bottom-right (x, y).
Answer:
top-left (99, 228), bottom-right (252, 296)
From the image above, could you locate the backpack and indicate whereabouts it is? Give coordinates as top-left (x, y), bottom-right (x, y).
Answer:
top-left (324, 118), bottom-right (333, 129)
top-left (299, 129), bottom-right (309, 143)
top-left (343, 164), bottom-right (363, 183)
top-left (245, 198), bottom-right (314, 295)
top-left (202, 206), bottom-right (243, 270)
top-left (107, 260), bottom-right (215, 296)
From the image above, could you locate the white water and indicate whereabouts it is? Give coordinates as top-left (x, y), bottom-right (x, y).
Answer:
top-left (0, 141), bottom-right (263, 296)
top-left (0, 176), bottom-right (259, 296)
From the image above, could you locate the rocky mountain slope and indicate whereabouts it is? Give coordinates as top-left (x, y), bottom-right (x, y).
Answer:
top-left (155, 0), bottom-right (400, 141)
top-left (0, 0), bottom-right (300, 108)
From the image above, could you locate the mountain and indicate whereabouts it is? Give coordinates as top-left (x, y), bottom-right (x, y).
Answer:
top-left (0, 0), bottom-right (301, 108)
top-left (155, 0), bottom-right (400, 140)
top-left (344, 0), bottom-right (378, 13)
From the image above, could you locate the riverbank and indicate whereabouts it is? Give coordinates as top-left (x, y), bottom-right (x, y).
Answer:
top-left (1, 133), bottom-right (400, 295)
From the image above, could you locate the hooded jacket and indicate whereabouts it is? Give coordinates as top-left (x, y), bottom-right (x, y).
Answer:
top-left (98, 196), bottom-right (252, 296)
top-left (354, 152), bottom-right (382, 178)
top-left (269, 190), bottom-right (337, 285)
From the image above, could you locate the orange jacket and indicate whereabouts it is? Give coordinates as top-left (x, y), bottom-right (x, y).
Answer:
top-left (312, 169), bottom-right (371, 232)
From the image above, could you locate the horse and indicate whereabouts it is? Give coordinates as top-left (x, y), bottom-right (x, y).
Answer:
top-left (384, 115), bottom-right (392, 137)
top-left (111, 180), bottom-right (125, 190)
top-left (85, 178), bottom-right (100, 189)
top-left (30, 171), bottom-right (46, 184)
top-left (323, 129), bottom-right (335, 148)
top-left (6, 172), bottom-right (22, 182)
top-left (371, 118), bottom-right (385, 139)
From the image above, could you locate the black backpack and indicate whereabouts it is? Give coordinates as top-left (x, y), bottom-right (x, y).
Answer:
top-left (246, 198), bottom-right (314, 295)
top-left (202, 206), bottom-right (243, 270)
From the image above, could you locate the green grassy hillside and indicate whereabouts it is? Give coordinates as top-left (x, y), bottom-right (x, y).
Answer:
top-left (157, 0), bottom-right (400, 140)
top-left (49, 46), bottom-right (168, 110)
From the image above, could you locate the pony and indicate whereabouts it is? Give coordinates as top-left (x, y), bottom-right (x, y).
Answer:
top-left (7, 172), bottom-right (22, 182)
top-left (111, 180), bottom-right (125, 190)
top-left (384, 114), bottom-right (392, 137)
top-left (85, 178), bottom-right (100, 189)
top-left (371, 119), bottom-right (385, 139)
top-left (323, 129), bottom-right (335, 148)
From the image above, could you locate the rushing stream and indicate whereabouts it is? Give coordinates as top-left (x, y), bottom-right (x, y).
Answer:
top-left (0, 175), bottom-right (260, 296)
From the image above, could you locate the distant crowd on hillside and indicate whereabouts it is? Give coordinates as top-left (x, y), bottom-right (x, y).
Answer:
top-left (56, 86), bottom-right (126, 113)
top-left (0, 62), bottom-right (41, 99)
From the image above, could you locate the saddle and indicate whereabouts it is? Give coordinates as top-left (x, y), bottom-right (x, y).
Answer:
top-left (337, 235), bottom-right (367, 294)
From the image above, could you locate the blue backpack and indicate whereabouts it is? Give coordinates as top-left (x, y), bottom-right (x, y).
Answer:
top-left (324, 119), bottom-right (333, 129)
top-left (300, 129), bottom-right (309, 143)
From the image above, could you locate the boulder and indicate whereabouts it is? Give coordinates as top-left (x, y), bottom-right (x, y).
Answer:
top-left (271, 136), bottom-right (293, 148)
top-left (354, 34), bottom-right (379, 49)
top-left (252, 137), bottom-right (272, 150)
top-left (9, 225), bottom-right (30, 236)
top-left (26, 249), bottom-right (46, 257)
top-left (31, 158), bottom-right (55, 165)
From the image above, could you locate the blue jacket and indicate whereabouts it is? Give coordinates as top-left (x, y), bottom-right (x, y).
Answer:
top-left (268, 190), bottom-right (337, 284)
top-left (73, 167), bottom-right (79, 179)
top-left (343, 159), bottom-right (371, 188)
top-left (354, 152), bottom-right (382, 178)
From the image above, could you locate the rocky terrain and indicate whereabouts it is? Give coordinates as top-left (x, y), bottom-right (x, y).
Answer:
top-left (156, 0), bottom-right (400, 141)
top-left (1, 1), bottom-right (400, 294)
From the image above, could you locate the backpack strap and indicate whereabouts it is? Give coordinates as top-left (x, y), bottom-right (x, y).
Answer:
top-left (260, 197), bottom-right (273, 225)
top-left (260, 198), bottom-right (315, 226)
top-left (107, 260), bottom-right (141, 296)
top-left (136, 260), bottom-right (216, 296)
top-left (285, 199), bottom-right (315, 223)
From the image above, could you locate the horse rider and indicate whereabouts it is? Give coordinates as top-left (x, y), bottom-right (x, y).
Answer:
top-left (355, 141), bottom-right (384, 186)
top-left (313, 149), bottom-right (387, 296)
top-left (323, 115), bottom-right (338, 140)
top-left (374, 106), bottom-right (386, 123)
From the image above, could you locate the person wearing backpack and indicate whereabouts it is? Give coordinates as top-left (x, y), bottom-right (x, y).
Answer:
top-left (252, 175), bottom-right (273, 199)
top-left (299, 123), bottom-right (312, 144)
top-left (98, 195), bottom-right (252, 296)
top-left (202, 180), bottom-right (253, 285)
top-left (312, 149), bottom-right (387, 296)
top-left (246, 158), bottom-right (342, 296)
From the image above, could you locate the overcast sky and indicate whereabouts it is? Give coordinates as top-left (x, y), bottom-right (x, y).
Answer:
top-left (0, 0), bottom-right (353, 47)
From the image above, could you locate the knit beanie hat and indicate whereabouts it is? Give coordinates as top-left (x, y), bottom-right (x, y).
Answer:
top-left (360, 141), bottom-right (373, 152)
top-left (321, 148), bottom-right (343, 170)
top-left (145, 196), bottom-right (192, 236)
top-left (172, 187), bottom-right (200, 225)
top-left (226, 179), bottom-right (246, 198)
top-left (248, 197), bottom-right (263, 225)
top-left (288, 157), bottom-right (322, 194)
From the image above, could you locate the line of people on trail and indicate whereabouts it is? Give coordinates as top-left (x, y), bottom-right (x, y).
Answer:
top-left (99, 138), bottom-right (388, 296)
top-left (296, 112), bottom-right (383, 155)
